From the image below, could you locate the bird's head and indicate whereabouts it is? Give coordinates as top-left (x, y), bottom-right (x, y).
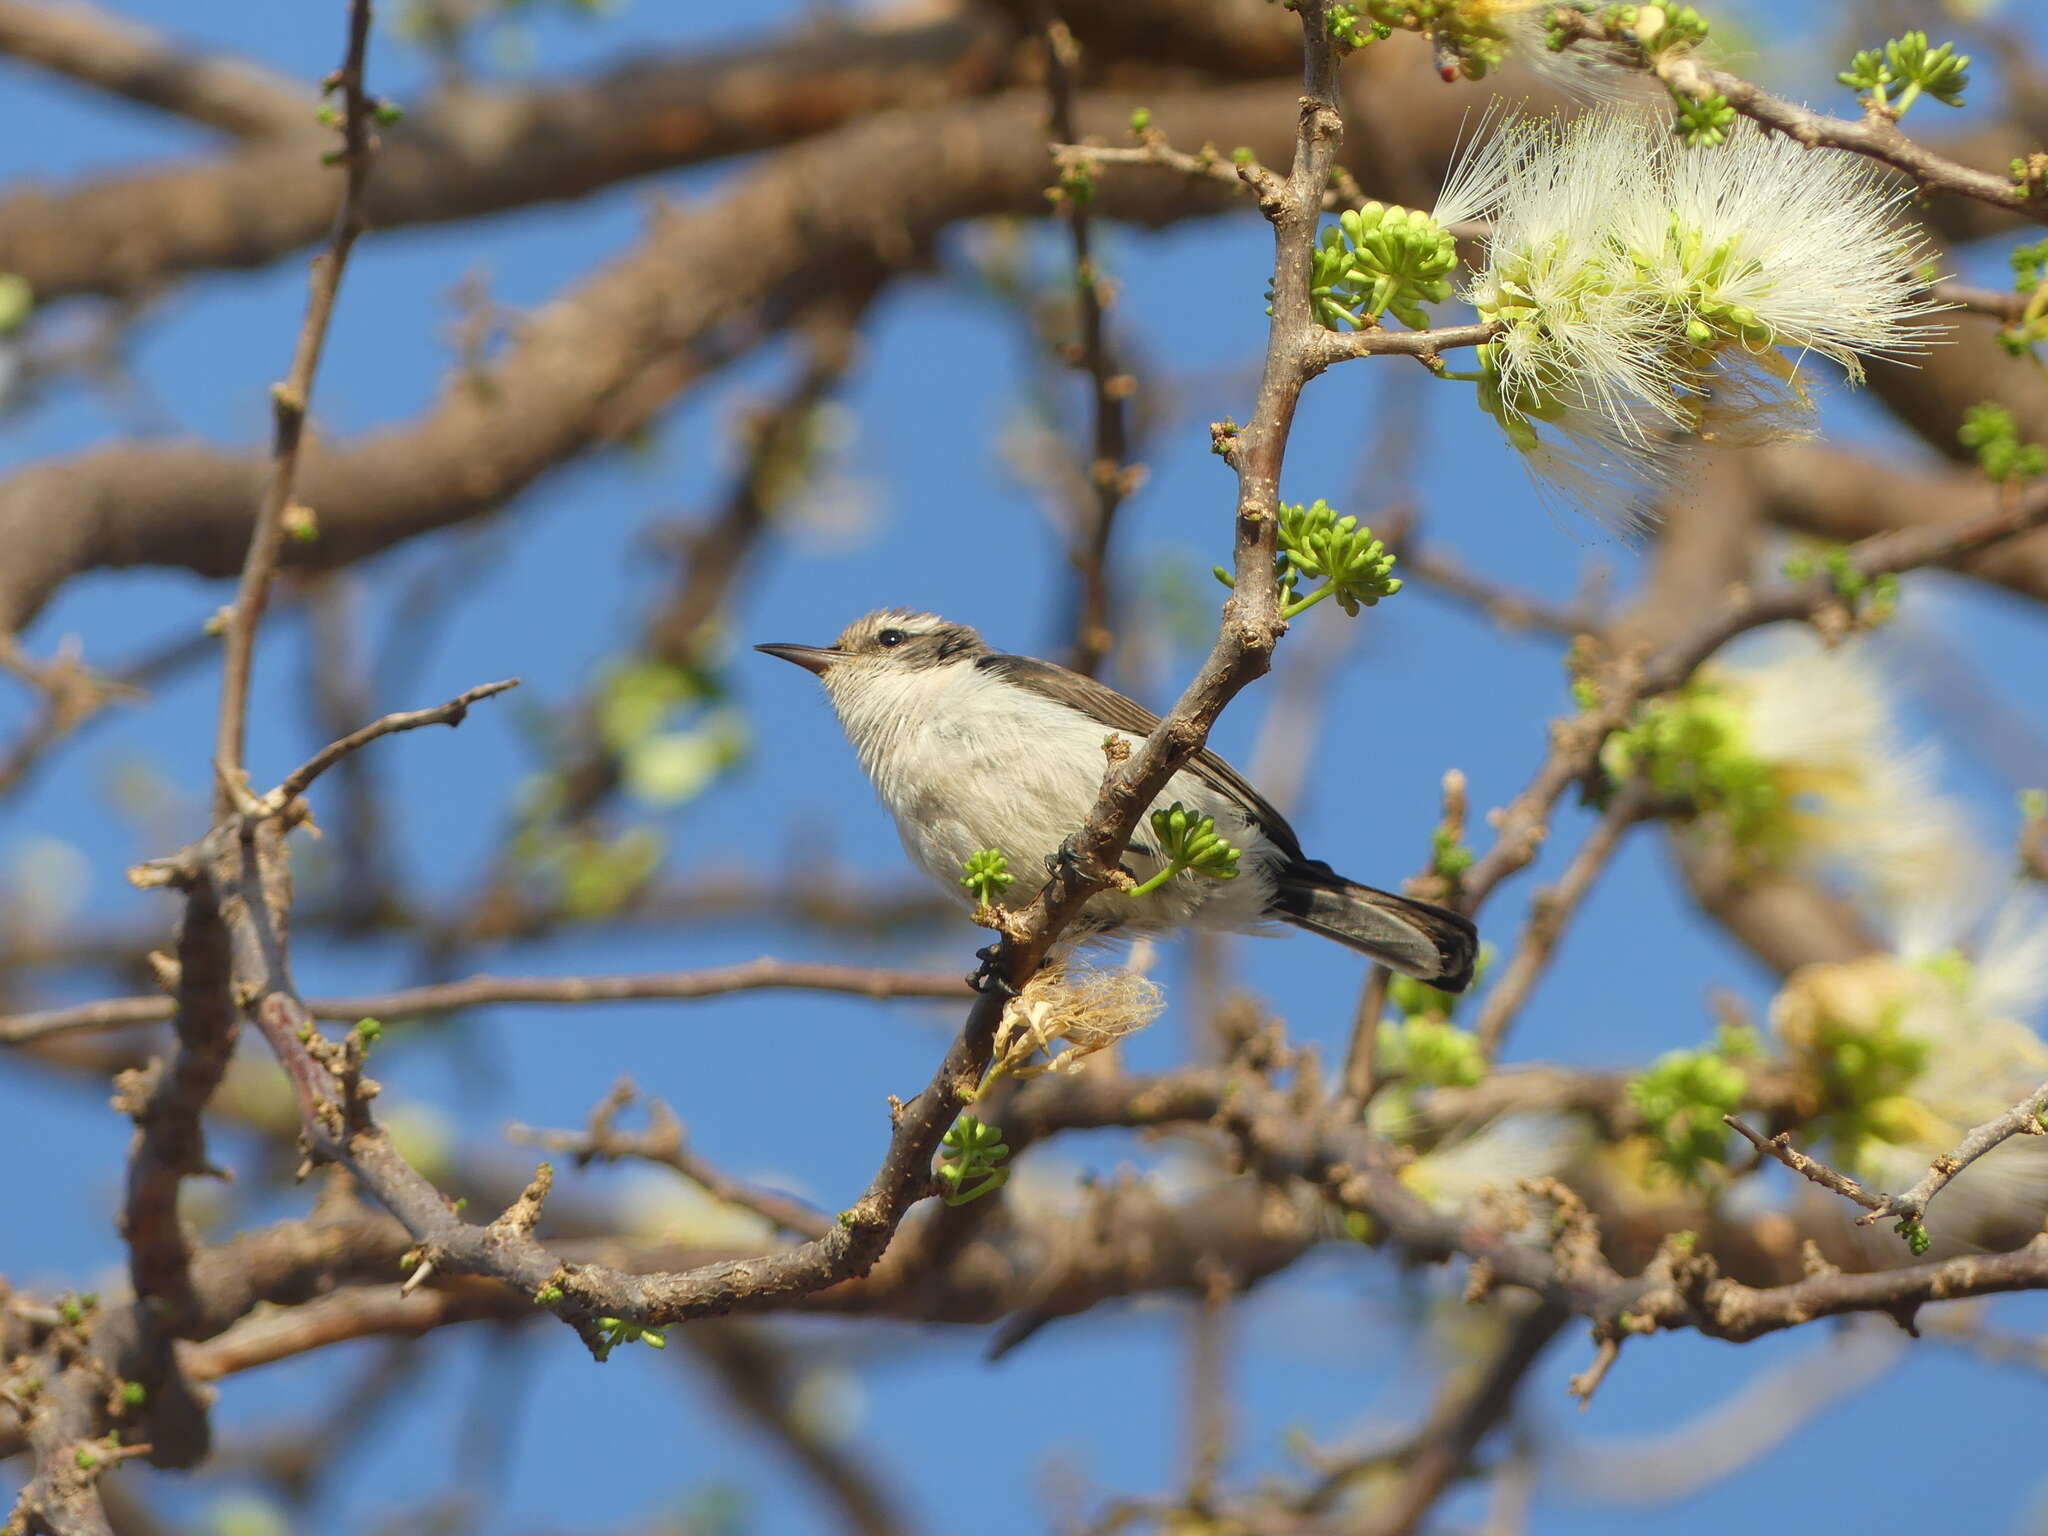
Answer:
top-left (755, 609), bottom-right (987, 689)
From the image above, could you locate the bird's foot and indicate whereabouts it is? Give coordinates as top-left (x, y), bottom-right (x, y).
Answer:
top-left (966, 942), bottom-right (1020, 999)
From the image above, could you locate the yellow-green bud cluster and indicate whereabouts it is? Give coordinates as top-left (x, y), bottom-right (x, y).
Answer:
top-left (1147, 802), bottom-right (1241, 883)
top-left (1838, 30), bottom-right (1971, 118)
top-left (1959, 402), bottom-right (2046, 483)
top-left (960, 848), bottom-right (1016, 906)
top-left (1276, 499), bottom-right (1402, 617)
top-left (1309, 203), bottom-right (1458, 333)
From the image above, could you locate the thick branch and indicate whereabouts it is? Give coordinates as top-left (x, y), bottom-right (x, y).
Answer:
top-left (0, 83), bottom-right (1309, 636)
top-left (0, 9), bottom-right (1012, 304)
top-left (0, 0), bottom-right (313, 139)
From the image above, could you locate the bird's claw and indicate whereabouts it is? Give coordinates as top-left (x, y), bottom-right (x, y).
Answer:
top-left (967, 942), bottom-right (1019, 999)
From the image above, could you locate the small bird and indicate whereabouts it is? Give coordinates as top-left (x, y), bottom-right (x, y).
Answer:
top-left (757, 610), bottom-right (1477, 990)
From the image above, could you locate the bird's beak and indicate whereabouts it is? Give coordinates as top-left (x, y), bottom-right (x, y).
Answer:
top-left (754, 642), bottom-right (845, 677)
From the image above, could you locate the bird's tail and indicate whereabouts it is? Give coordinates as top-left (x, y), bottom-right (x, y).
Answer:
top-left (1270, 863), bottom-right (1477, 991)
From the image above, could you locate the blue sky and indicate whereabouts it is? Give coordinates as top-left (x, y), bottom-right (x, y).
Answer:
top-left (3, 2), bottom-right (2047, 1532)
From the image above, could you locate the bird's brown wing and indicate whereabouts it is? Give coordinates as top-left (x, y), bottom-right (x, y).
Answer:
top-left (973, 651), bottom-right (1310, 864)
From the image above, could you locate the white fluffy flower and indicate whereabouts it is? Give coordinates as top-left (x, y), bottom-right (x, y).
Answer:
top-left (1608, 628), bottom-right (1973, 916)
top-left (1711, 630), bottom-right (1971, 914)
top-left (1612, 119), bottom-right (1943, 377)
top-left (1444, 108), bottom-right (1943, 527)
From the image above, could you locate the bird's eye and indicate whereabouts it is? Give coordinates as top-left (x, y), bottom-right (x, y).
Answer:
top-left (876, 628), bottom-right (907, 648)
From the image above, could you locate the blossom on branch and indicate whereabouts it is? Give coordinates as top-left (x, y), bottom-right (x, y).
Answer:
top-left (1441, 110), bottom-right (1943, 528)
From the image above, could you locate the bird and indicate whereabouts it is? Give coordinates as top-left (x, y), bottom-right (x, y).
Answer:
top-left (756, 609), bottom-right (1477, 990)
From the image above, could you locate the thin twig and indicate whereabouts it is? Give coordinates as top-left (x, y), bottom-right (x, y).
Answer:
top-left (1932, 280), bottom-right (2030, 324)
top-left (1361, 1301), bottom-right (1568, 1536)
top-left (1724, 1117), bottom-right (1885, 1213)
top-left (273, 679), bottom-right (518, 806)
top-left (1472, 783), bottom-right (1654, 1061)
top-left (1315, 320), bottom-right (1500, 365)
top-left (509, 1081), bottom-right (834, 1241)
top-left (1039, 12), bottom-right (1139, 677)
top-left (211, 0), bottom-right (377, 812)
top-left (1183, 1264), bottom-right (1233, 1512)
top-left (1550, 8), bottom-right (2048, 214)
top-left (966, 1), bottom-right (1351, 996)
top-left (1851, 1081), bottom-right (2048, 1230)
top-left (1399, 544), bottom-right (1607, 638)
top-left (1052, 137), bottom-right (1250, 194)
top-left (0, 959), bottom-right (968, 1044)
top-left (683, 1322), bottom-right (914, 1536)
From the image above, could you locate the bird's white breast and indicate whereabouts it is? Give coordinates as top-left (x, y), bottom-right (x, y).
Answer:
top-left (822, 657), bottom-right (1281, 936)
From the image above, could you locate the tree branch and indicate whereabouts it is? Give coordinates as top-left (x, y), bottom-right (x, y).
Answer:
top-left (0, 959), bottom-right (967, 1045)
top-left (1460, 479), bottom-right (2048, 916)
top-left (0, 0), bottom-right (313, 139)
top-left (1471, 783), bottom-right (1655, 1061)
top-left (211, 0), bottom-right (377, 808)
top-left (1040, 11), bottom-right (1140, 677)
top-left (1549, 9), bottom-right (2048, 214)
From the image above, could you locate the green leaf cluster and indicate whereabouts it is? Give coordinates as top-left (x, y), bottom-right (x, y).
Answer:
top-left (1375, 1016), bottom-right (1485, 1089)
top-left (596, 659), bottom-right (748, 809)
top-left (1780, 545), bottom-right (1900, 624)
top-left (1628, 1040), bottom-right (1747, 1183)
top-left (1798, 1008), bottom-right (1931, 1180)
top-left (1958, 402), bottom-right (2046, 482)
top-left (510, 821), bottom-right (664, 921)
top-left (2005, 240), bottom-right (2048, 359)
top-left (1325, 3), bottom-right (1392, 50)
top-left (937, 1115), bottom-right (1009, 1206)
top-left (1600, 683), bottom-right (1788, 861)
top-left (1838, 30), bottom-right (1970, 116)
top-left (1430, 825), bottom-right (1474, 882)
top-left (1130, 802), bottom-right (1241, 897)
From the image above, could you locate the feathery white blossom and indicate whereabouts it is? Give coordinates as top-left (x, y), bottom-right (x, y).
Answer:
top-left (1713, 631), bottom-right (1967, 904)
top-left (1605, 629), bottom-right (1969, 915)
top-left (1443, 109), bottom-right (1943, 528)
